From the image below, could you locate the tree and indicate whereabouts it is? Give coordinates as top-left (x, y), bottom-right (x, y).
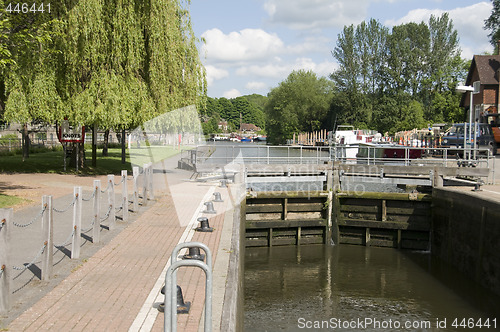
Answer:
top-left (330, 15), bottom-right (465, 134)
top-left (484, 0), bottom-right (500, 49)
top-left (1, 0), bottom-right (206, 168)
top-left (266, 70), bottom-right (334, 144)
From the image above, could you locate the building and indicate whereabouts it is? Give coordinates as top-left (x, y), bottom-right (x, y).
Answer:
top-left (239, 123), bottom-right (261, 133)
top-left (460, 55), bottom-right (500, 118)
top-left (218, 120), bottom-right (228, 132)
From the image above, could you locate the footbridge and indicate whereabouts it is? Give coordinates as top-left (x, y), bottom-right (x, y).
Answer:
top-left (184, 144), bottom-right (496, 251)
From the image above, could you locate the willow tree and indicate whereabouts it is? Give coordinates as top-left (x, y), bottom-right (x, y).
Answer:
top-left (2, 0), bottom-right (206, 168)
top-left (1, 0), bottom-right (65, 160)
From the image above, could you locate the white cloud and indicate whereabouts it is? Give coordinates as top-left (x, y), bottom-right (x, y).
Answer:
top-left (236, 58), bottom-right (337, 79)
top-left (205, 65), bottom-right (229, 86)
top-left (263, 0), bottom-right (370, 30)
top-left (385, 2), bottom-right (493, 57)
top-left (201, 28), bottom-right (285, 63)
top-left (245, 81), bottom-right (268, 90)
top-left (223, 88), bottom-right (242, 99)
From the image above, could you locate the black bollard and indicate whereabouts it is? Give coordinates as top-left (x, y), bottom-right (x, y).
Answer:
top-left (176, 285), bottom-right (191, 314)
top-left (203, 201), bottom-right (217, 214)
top-left (472, 182), bottom-right (482, 192)
top-left (213, 192), bottom-right (224, 202)
top-left (195, 217), bottom-right (214, 232)
top-left (220, 179), bottom-right (227, 188)
top-left (157, 285), bottom-right (191, 314)
top-left (182, 247), bottom-right (205, 261)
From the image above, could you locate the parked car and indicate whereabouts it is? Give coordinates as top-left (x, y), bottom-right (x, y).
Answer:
top-left (441, 123), bottom-right (497, 155)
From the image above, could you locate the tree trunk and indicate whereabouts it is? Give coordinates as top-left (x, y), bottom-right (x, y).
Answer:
top-left (102, 129), bottom-right (109, 156)
top-left (92, 124), bottom-right (97, 167)
top-left (121, 128), bottom-right (126, 164)
top-left (22, 123), bottom-right (29, 161)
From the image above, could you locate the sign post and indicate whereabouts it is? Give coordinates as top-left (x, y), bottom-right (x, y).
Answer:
top-left (59, 120), bottom-right (85, 171)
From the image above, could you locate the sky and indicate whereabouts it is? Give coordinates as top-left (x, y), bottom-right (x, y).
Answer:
top-left (189, 0), bottom-right (494, 99)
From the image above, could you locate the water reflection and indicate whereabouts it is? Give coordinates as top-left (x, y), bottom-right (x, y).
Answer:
top-left (245, 245), bottom-right (500, 331)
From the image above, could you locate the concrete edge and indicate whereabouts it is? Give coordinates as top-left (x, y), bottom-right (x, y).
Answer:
top-left (219, 192), bottom-right (245, 332)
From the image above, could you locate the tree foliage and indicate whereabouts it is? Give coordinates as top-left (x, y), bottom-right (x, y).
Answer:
top-left (1, 0), bottom-right (206, 131)
top-left (265, 70), bottom-right (334, 144)
top-left (484, 0), bottom-right (500, 49)
top-left (331, 14), bottom-right (465, 134)
top-left (200, 94), bottom-right (267, 134)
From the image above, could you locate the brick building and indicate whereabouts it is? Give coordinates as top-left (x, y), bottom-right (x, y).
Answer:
top-left (460, 55), bottom-right (500, 118)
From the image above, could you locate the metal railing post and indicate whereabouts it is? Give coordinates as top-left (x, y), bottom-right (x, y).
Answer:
top-left (132, 166), bottom-right (139, 212)
top-left (165, 261), bottom-right (212, 332)
top-left (148, 163), bottom-right (154, 200)
top-left (71, 187), bottom-right (82, 259)
top-left (93, 180), bottom-right (101, 244)
top-left (0, 208), bottom-right (12, 314)
top-left (41, 195), bottom-right (53, 280)
top-left (121, 170), bottom-right (128, 222)
top-left (142, 164), bottom-right (149, 206)
top-left (165, 242), bottom-right (213, 332)
top-left (107, 175), bottom-right (116, 230)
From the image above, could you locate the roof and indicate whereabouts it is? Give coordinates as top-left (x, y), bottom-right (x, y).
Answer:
top-left (240, 123), bottom-right (261, 131)
top-left (466, 55), bottom-right (500, 85)
top-left (460, 55), bottom-right (500, 107)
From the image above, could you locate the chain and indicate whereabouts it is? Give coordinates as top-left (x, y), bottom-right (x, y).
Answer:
top-left (100, 205), bottom-right (112, 222)
top-left (12, 205), bottom-right (46, 228)
top-left (52, 195), bottom-right (78, 213)
top-left (81, 189), bottom-right (96, 202)
top-left (114, 176), bottom-right (125, 186)
top-left (54, 228), bottom-right (76, 248)
top-left (81, 218), bottom-right (96, 233)
top-left (12, 242), bottom-right (47, 271)
top-left (101, 180), bottom-right (112, 193)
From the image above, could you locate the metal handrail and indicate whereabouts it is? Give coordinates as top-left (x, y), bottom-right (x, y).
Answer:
top-left (165, 242), bottom-right (212, 332)
top-left (194, 144), bottom-right (494, 168)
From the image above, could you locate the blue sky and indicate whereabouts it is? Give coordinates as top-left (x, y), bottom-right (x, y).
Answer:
top-left (189, 0), bottom-right (494, 98)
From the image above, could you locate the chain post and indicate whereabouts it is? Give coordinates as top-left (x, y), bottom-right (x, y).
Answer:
top-left (148, 163), bottom-right (154, 200)
top-left (93, 180), bottom-right (101, 244)
top-left (71, 187), bottom-right (82, 259)
top-left (41, 196), bottom-right (53, 281)
top-left (0, 209), bottom-right (12, 314)
top-left (121, 170), bottom-right (128, 222)
top-left (132, 166), bottom-right (139, 212)
top-left (108, 175), bottom-right (116, 230)
top-left (142, 164), bottom-right (149, 206)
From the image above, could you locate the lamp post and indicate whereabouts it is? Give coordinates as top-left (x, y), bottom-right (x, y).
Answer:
top-left (456, 82), bottom-right (479, 161)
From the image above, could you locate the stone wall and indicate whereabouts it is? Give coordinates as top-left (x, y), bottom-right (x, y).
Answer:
top-left (432, 188), bottom-right (500, 295)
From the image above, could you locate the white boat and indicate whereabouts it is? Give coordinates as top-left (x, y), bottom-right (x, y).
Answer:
top-left (330, 126), bottom-right (382, 161)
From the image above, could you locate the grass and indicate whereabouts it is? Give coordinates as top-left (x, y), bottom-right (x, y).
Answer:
top-left (0, 146), bottom-right (187, 175)
top-left (0, 193), bottom-right (26, 208)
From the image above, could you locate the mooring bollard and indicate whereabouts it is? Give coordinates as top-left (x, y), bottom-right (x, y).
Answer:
top-left (203, 201), bottom-right (216, 214)
top-left (182, 247), bottom-right (205, 261)
top-left (158, 285), bottom-right (191, 314)
top-left (219, 179), bottom-right (227, 188)
top-left (195, 217), bottom-right (214, 232)
top-left (473, 182), bottom-right (482, 192)
top-left (213, 192), bottom-right (223, 202)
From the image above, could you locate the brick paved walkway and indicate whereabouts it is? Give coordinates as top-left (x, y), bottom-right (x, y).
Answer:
top-left (7, 169), bottom-right (234, 331)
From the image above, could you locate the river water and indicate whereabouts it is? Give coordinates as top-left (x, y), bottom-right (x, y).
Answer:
top-left (201, 143), bottom-right (500, 331)
top-left (244, 244), bottom-right (500, 331)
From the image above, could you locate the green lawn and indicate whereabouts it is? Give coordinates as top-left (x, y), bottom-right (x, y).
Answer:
top-left (0, 146), bottom-right (186, 175)
top-left (0, 193), bottom-right (26, 208)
